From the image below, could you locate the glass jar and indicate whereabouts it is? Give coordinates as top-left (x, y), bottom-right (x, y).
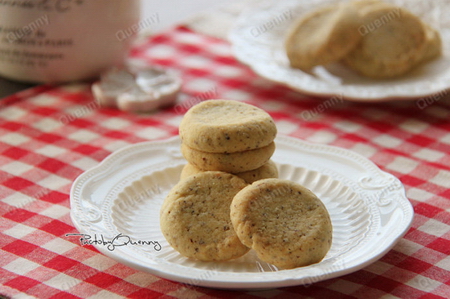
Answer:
top-left (0, 0), bottom-right (140, 83)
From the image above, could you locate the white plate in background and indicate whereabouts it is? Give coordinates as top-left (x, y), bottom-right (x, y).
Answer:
top-left (229, 0), bottom-right (450, 101)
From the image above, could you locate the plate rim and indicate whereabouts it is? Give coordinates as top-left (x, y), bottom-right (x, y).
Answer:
top-left (69, 135), bottom-right (414, 289)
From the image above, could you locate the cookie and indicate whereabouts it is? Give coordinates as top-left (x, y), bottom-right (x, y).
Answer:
top-left (230, 178), bottom-right (332, 269)
top-left (349, 0), bottom-right (386, 10)
top-left (160, 171), bottom-right (250, 261)
top-left (285, 2), bottom-right (362, 71)
top-left (180, 159), bottom-right (278, 184)
top-left (343, 2), bottom-right (427, 78)
top-left (179, 100), bottom-right (277, 153)
top-left (419, 22), bottom-right (442, 63)
top-left (181, 142), bottom-right (275, 173)
top-left (234, 159), bottom-right (278, 183)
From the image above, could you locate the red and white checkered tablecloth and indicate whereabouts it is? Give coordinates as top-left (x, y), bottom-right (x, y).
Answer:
top-left (1, 25), bottom-right (449, 299)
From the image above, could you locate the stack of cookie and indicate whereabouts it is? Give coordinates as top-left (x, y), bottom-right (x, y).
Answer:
top-left (160, 99), bottom-right (332, 269)
top-left (178, 99), bottom-right (278, 183)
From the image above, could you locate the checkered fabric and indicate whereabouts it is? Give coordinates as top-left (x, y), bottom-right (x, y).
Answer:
top-left (1, 26), bottom-right (449, 299)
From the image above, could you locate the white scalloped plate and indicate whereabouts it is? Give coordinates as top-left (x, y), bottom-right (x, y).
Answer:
top-left (69, 135), bottom-right (413, 289)
top-left (229, 0), bottom-right (450, 101)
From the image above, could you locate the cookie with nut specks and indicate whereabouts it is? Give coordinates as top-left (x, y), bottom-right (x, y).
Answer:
top-left (230, 178), bottom-right (332, 269)
top-left (181, 142), bottom-right (275, 173)
top-left (180, 160), bottom-right (278, 184)
top-left (160, 171), bottom-right (250, 262)
top-left (179, 100), bottom-right (277, 153)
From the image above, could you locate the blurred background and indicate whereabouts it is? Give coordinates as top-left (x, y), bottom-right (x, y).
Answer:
top-left (0, 0), bottom-right (227, 98)
top-left (141, 0), bottom-right (224, 33)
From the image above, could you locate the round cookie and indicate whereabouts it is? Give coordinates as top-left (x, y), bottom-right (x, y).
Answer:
top-left (160, 171), bottom-right (250, 262)
top-left (343, 2), bottom-right (427, 78)
top-left (181, 142), bottom-right (275, 173)
top-left (230, 178), bottom-right (332, 269)
top-left (179, 100), bottom-right (277, 153)
top-left (180, 160), bottom-right (279, 184)
top-left (285, 2), bottom-right (362, 71)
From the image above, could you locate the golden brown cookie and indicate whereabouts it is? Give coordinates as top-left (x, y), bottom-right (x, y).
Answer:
top-left (160, 171), bottom-right (250, 261)
top-left (179, 100), bottom-right (277, 153)
top-left (285, 2), bottom-right (362, 71)
top-left (343, 2), bottom-right (427, 78)
top-left (180, 160), bottom-right (278, 184)
top-left (419, 22), bottom-right (442, 63)
top-left (181, 142), bottom-right (275, 173)
top-left (349, 0), bottom-right (386, 10)
top-left (230, 178), bottom-right (332, 269)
